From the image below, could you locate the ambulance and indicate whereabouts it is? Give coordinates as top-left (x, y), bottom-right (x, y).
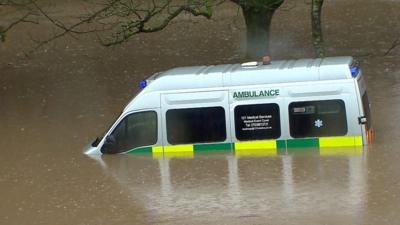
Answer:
top-left (84, 56), bottom-right (373, 155)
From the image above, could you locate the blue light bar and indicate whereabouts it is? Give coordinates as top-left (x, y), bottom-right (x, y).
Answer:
top-left (139, 80), bottom-right (147, 88)
top-left (350, 66), bottom-right (360, 77)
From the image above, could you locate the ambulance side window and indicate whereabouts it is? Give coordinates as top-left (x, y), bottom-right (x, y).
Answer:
top-left (234, 103), bottom-right (281, 141)
top-left (104, 111), bottom-right (157, 153)
top-left (166, 107), bottom-right (226, 145)
top-left (289, 100), bottom-right (347, 138)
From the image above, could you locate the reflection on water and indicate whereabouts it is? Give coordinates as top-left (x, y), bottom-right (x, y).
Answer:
top-left (90, 148), bottom-right (368, 224)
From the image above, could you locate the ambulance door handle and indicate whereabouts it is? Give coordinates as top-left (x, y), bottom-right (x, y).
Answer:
top-left (358, 116), bottom-right (367, 125)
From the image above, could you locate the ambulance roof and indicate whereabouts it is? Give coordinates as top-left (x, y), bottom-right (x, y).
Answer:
top-left (142, 56), bottom-right (355, 93)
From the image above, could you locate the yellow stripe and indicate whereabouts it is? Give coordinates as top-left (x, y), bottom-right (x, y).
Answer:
top-left (319, 147), bottom-right (363, 156)
top-left (355, 136), bottom-right (363, 146)
top-left (235, 148), bottom-right (277, 157)
top-left (164, 144), bottom-right (194, 152)
top-left (234, 140), bottom-right (277, 150)
top-left (152, 146), bottom-right (163, 153)
top-left (152, 152), bottom-right (164, 159)
top-left (319, 136), bottom-right (361, 147)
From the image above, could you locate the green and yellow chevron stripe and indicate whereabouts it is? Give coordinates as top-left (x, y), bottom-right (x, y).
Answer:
top-left (126, 136), bottom-right (363, 155)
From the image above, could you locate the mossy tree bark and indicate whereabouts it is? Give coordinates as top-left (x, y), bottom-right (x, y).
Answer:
top-left (241, 7), bottom-right (275, 60)
top-left (233, 0), bottom-right (284, 60)
top-left (311, 0), bottom-right (325, 57)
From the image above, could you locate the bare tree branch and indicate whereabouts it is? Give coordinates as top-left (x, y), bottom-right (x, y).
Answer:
top-left (31, 0), bottom-right (122, 50)
top-left (384, 36), bottom-right (399, 56)
top-left (30, 0), bottom-right (67, 31)
top-left (0, 0), bottom-right (38, 42)
top-left (51, 0), bottom-right (220, 46)
top-left (17, 0), bottom-right (224, 49)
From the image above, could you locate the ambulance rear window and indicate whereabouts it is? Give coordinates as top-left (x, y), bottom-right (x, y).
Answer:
top-left (289, 100), bottom-right (347, 138)
top-left (166, 107), bottom-right (226, 145)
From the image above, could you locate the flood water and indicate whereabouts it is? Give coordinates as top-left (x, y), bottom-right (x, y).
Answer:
top-left (1, 0), bottom-right (400, 224)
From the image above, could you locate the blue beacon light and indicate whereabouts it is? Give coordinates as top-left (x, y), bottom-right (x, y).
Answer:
top-left (350, 66), bottom-right (360, 77)
top-left (139, 80), bottom-right (147, 88)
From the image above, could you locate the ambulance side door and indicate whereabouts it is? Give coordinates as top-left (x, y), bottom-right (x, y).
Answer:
top-left (229, 88), bottom-right (285, 145)
top-left (161, 91), bottom-right (232, 151)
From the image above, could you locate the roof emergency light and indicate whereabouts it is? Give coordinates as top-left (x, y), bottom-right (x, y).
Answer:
top-left (139, 80), bottom-right (147, 88)
top-left (350, 66), bottom-right (360, 77)
top-left (263, 55), bottom-right (272, 65)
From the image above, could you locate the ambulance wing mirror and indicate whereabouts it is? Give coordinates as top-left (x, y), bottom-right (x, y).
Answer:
top-left (100, 135), bottom-right (118, 154)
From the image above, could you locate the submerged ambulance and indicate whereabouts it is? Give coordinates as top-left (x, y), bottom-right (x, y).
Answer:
top-left (84, 56), bottom-right (372, 155)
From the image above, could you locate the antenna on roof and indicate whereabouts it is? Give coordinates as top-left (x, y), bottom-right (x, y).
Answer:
top-left (262, 55), bottom-right (272, 65)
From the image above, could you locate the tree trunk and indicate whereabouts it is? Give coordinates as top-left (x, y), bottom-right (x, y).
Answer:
top-left (0, 27), bottom-right (5, 42)
top-left (241, 7), bottom-right (276, 60)
top-left (311, 0), bottom-right (325, 57)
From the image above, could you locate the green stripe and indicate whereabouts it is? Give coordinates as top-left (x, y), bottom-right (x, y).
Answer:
top-left (286, 138), bottom-right (319, 148)
top-left (277, 140), bottom-right (286, 149)
top-left (126, 146), bottom-right (152, 154)
top-left (194, 143), bottom-right (233, 151)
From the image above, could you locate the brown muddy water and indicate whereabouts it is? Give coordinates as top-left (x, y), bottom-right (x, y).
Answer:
top-left (1, 0), bottom-right (400, 224)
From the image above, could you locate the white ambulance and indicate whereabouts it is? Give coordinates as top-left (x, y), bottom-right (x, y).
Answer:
top-left (84, 56), bottom-right (373, 155)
